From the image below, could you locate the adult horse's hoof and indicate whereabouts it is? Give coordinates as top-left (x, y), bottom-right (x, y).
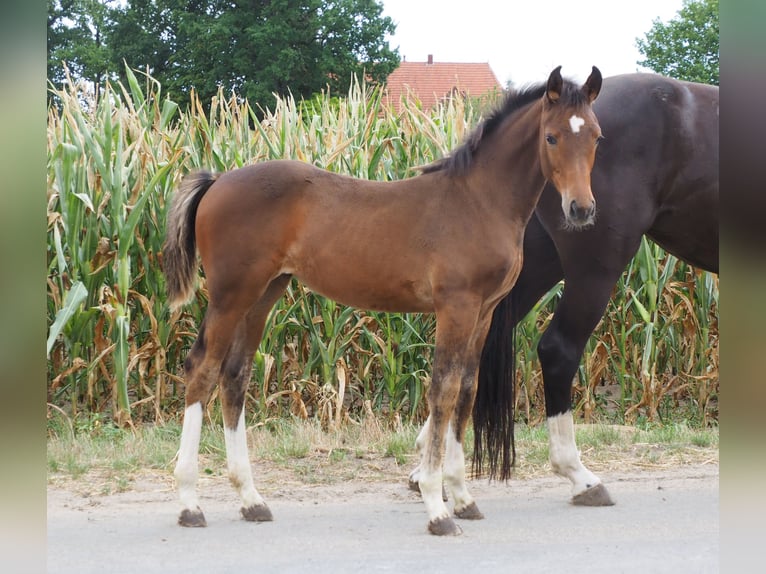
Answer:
top-left (454, 501), bottom-right (484, 520)
top-left (407, 478), bottom-right (448, 502)
top-left (241, 503), bottom-right (274, 522)
top-left (178, 508), bottom-right (207, 527)
top-left (428, 516), bottom-right (463, 536)
top-left (572, 483), bottom-right (615, 506)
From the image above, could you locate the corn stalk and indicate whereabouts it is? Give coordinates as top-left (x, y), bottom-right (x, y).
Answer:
top-left (47, 68), bottom-right (718, 427)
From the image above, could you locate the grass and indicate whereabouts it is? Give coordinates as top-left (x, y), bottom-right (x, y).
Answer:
top-left (47, 414), bottom-right (719, 497)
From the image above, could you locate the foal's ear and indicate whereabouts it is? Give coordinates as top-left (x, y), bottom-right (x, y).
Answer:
top-left (546, 66), bottom-right (563, 103)
top-left (582, 66), bottom-right (602, 103)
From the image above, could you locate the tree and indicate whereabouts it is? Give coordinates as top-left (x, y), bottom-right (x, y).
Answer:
top-left (48, 0), bottom-right (400, 108)
top-left (636, 0), bottom-right (719, 85)
top-left (316, 0), bottom-right (400, 89)
top-left (47, 0), bottom-right (119, 101)
top-left (104, 0), bottom-right (181, 88)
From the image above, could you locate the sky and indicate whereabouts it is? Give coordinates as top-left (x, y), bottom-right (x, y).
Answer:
top-left (380, 0), bottom-right (685, 87)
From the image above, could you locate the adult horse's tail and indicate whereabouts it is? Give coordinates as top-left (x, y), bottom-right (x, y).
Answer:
top-left (162, 171), bottom-right (218, 310)
top-left (472, 288), bottom-right (519, 481)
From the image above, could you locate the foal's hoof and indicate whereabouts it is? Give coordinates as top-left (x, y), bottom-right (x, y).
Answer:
top-left (454, 501), bottom-right (484, 520)
top-left (178, 508), bottom-right (207, 527)
top-left (407, 478), bottom-right (448, 502)
top-left (241, 503), bottom-right (274, 522)
top-left (408, 476), bottom-right (420, 493)
top-left (572, 483), bottom-right (615, 507)
top-left (428, 516), bottom-right (463, 536)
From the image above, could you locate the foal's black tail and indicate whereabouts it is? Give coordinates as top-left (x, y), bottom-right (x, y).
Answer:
top-left (162, 171), bottom-right (218, 310)
top-left (472, 288), bottom-right (519, 481)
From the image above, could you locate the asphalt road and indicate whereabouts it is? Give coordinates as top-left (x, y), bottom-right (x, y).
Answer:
top-left (47, 464), bottom-right (718, 574)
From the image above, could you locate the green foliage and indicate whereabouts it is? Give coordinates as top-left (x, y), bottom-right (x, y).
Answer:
top-left (47, 0), bottom-right (400, 110)
top-left (47, 0), bottom-right (119, 103)
top-left (636, 0), bottom-right (719, 85)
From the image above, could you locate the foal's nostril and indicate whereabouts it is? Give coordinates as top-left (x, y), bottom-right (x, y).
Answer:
top-left (569, 200), bottom-right (580, 218)
top-left (569, 200), bottom-right (596, 223)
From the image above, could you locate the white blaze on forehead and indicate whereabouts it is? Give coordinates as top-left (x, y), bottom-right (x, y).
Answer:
top-left (569, 115), bottom-right (585, 134)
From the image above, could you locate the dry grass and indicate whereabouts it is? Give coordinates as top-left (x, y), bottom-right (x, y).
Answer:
top-left (47, 415), bottom-right (718, 499)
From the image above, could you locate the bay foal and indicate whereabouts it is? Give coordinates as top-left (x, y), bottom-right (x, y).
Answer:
top-left (163, 66), bottom-right (603, 535)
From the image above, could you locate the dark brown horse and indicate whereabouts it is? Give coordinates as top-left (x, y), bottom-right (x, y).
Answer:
top-left (471, 73), bottom-right (718, 506)
top-left (163, 66), bottom-right (603, 536)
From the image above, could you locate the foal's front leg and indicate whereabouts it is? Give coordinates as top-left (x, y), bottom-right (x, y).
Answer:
top-left (407, 416), bottom-right (429, 490)
top-left (418, 391), bottom-right (462, 535)
top-left (417, 300), bottom-right (486, 535)
top-left (409, 418), bottom-right (482, 516)
top-left (442, 313), bottom-right (492, 520)
top-left (442, 421), bottom-right (483, 519)
top-left (408, 417), bottom-right (447, 501)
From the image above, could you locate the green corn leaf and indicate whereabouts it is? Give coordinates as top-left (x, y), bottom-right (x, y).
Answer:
top-left (52, 222), bottom-right (67, 274)
top-left (73, 191), bottom-right (94, 212)
top-left (46, 281), bottom-right (87, 357)
top-left (252, 112), bottom-right (281, 160)
top-left (114, 312), bottom-right (131, 419)
top-left (124, 65), bottom-right (146, 110)
top-left (629, 291), bottom-right (652, 324)
top-left (160, 99), bottom-right (179, 130)
top-left (117, 161), bottom-right (175, 258)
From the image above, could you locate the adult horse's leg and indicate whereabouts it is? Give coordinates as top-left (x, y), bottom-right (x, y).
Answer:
top-left (219, 275), bottom-right (291, 522)
top-left (531, 166), bottom-right (651, 505)
top-left (419, 295), bottom-right (484, 536)
top-left (536, 270), bottom-right (627, 506)
top-left (175, 305), bottom-right (249, 527)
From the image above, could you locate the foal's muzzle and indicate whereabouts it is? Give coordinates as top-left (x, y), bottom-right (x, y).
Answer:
top-left (567, 199), bottom-right (596, 228)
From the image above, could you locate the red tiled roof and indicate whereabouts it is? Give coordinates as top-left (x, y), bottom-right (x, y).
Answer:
top-left (385, 57), bottom-right (503, 112)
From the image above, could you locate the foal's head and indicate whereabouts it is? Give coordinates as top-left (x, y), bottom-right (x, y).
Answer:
top-left (539, 66), bottom-right (603, 228)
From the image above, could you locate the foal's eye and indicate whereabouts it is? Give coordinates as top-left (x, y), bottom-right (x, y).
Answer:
top-left (596, 135), bottom-right (606, 145)
top-left (545, 135), bottom-right (557, 145)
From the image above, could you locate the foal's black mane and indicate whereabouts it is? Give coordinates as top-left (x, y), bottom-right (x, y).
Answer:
top-left (422, 79), bottom-right (587, 176)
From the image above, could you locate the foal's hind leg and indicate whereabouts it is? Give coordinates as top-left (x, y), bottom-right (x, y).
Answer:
top-left (219, 276), bottom-right (290, 522)
top-left (176, 308), bottom-right (247, 527)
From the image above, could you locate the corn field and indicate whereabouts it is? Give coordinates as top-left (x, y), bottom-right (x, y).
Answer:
top-left (46, 69), bottom-right (718, 428)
